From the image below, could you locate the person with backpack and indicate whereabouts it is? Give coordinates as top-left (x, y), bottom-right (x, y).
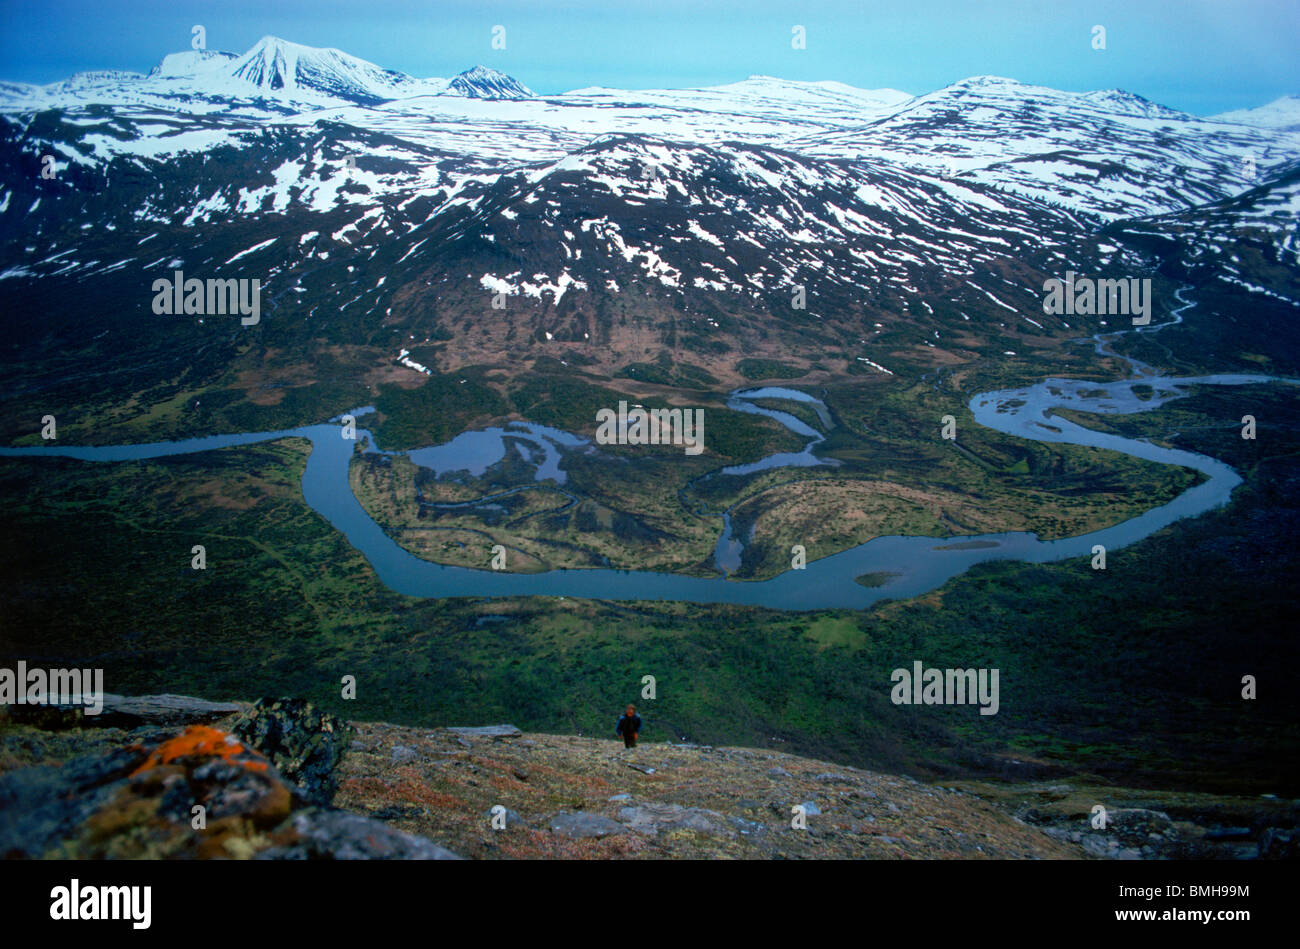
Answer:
top-left (616, 704), bottom-right (642, 748)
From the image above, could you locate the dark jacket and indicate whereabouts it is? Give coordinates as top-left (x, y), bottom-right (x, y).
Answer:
top-left (616, 713), bottom-right (642, 737)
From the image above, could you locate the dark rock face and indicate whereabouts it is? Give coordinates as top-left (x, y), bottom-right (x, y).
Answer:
top-left (229, 697), bottom-right (353, 804)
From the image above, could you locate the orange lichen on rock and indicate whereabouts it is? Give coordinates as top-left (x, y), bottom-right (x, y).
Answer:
top-left (131, 725), bottom-right (268, 777)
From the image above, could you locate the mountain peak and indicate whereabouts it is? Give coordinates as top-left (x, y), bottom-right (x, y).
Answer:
top-left (448, 65), bottom-right (533, 99)
top-left (1079, 87), bottom-right (1177, 117)
top-left (148, 48), bottom-right (237, 79)
top-left (949, 75), bottom-right (1026, 88)
top-left (225, 35), bottom-right (432, 104)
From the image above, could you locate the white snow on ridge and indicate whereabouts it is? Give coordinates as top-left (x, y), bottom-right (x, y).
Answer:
top-left (224, 238), bottom-right (277, 264)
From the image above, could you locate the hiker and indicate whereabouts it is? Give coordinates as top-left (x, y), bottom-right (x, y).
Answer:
top-left (616, 704), bottom-right (642, 748)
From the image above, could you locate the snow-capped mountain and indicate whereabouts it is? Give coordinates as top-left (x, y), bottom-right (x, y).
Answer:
top-left (791, 76), bottom-right (1300, 221)
top-left (561, 75), bottom-right (910, 133)
top-left (448, 65), bottom-right (533, 100)
top-left (0, 36), bottom-right (535, 111)
top-left (1, 35), bottom-right (1298, 397)
top-left (225, 36), bottom-right (443, 104)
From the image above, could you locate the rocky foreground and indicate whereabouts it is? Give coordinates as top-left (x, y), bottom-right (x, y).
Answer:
top-left (1, 695), bottom-right (1295, 859)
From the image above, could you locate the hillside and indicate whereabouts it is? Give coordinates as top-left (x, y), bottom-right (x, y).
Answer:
top-left (3, 696), bottom-right (1295, 860)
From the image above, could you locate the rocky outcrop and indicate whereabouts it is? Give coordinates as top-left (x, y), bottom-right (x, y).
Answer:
top-left (0, 742), bottom-right (151, 858)
top-left (2, 692), bottom-right (243, 729)
top-left (228, 698), bottom-right (352, 804)
top-left (1003, 782), bottom-right (1300, 860)
top-left (0, 712), bottom-right (457, 860)
top-left (96, 693), bottom-right (244, 726)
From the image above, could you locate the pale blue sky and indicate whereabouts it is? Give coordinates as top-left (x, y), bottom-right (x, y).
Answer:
top-left (0, 0), bottom-right (1295, 115)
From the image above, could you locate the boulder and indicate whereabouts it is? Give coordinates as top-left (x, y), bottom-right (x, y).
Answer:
top-left (259, 810), bottom-right (461, 860)
top-left (618, 803), bottom-right (732, 837)
top-left (550, 812), bottom-right (627, 839)
top-left (487, 807), bottom-right (526, 830)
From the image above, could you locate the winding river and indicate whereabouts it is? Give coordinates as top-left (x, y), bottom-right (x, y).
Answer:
top-left (2, 290), bottom-right (1294, 611)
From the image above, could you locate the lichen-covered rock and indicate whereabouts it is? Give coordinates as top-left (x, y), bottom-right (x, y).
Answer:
top-left (0, 722), bottom-right (459, 860)
top-left (228, 697), bottom-right (352, 804)
top-left (0, 724), bottom-right (293, 858)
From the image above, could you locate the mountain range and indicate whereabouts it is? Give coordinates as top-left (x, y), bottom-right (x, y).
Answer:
top-left (3, 35), bottom-right (535, 109)
top-left (0, 35), bottom-right (1298, 431)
